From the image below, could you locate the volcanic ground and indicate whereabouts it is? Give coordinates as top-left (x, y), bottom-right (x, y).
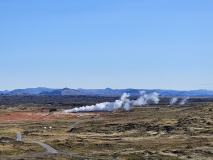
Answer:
top-left (0, 95), bottom-right (213, 159)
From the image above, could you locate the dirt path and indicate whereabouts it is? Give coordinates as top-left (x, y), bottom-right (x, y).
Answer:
top-left (5, 140), bottom-right (94, 159)
top-left (68, 120), bottom-right (85, 130)
top-left (68, 115), bottom-right (101, 130)
top-left (1, 119), bottom-right (116, 160)
top-left (15, 132), bottom-right (22, 142)
top-left (3, 139), bottom-right (115, 160)
top-left (32, 141), bottom-right (58, 153)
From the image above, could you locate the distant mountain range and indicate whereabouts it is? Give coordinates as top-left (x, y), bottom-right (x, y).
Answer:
top-left (0, 87), bottom-right (55, 95)
top-left (1, 87), bottom-right (213, 96)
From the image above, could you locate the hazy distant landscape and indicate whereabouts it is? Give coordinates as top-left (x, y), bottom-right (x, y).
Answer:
top-left (1, 87), bottom-right (213, 96)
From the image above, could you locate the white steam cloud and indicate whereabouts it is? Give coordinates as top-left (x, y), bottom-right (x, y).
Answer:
top-left (179, 96), bottom-right (190, 105)
top-left (170, 97), bottom-right (178, 105)
top-left (63, 91), bottom-right (160, 113)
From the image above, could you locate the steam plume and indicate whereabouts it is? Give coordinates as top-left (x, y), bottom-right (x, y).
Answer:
top-left (179, 96), bottom-right (190, 105)
top-left (170, 97), bottom-right (178, 105)
top-left (63, 91), bottom-right (159, 113)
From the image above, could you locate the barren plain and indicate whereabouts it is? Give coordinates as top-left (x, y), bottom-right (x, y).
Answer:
top-left (0, 95), bottom-right (213, 160)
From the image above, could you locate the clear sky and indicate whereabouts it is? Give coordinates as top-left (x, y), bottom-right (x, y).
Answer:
top-left (1, 0), bottom-right (213, 91)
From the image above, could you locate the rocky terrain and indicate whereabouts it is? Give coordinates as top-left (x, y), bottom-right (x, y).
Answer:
top-left (0, 96), bottom-right (213, 159)
top-left (0, 94), bottom-right (213, 107)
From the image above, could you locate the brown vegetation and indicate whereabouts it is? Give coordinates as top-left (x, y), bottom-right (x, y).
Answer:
top-left (0, 100), bottom-right (213, 159)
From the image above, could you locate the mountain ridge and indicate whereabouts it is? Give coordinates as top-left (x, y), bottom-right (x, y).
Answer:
top-left (1, 88), bottom-right (213, 96)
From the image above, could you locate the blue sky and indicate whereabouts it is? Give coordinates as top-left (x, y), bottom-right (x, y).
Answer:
top-left (1, 0), bottom-right (213, 90)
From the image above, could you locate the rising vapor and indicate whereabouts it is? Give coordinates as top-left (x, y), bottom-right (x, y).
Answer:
top-left (170, 97), bottom-right (178, 105)
top-left (63, 91), bottom-right (160, 113)
top-left (179, 96), bottom-right (190, 105)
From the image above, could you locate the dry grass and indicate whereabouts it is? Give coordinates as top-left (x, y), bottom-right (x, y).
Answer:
top-left (1, 104), bottom-right (213, 159)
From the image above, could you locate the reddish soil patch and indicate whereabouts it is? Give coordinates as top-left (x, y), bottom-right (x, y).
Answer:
top-left (0, 110), bottom-right (107, 122)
